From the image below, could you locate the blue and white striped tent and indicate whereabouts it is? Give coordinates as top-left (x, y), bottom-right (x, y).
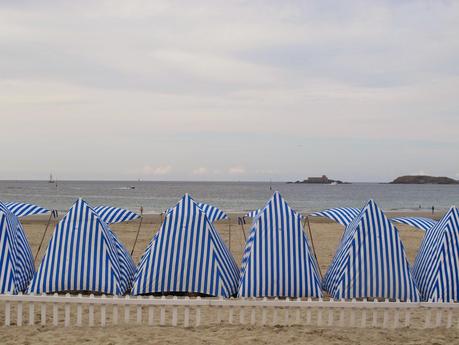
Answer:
top-left (132, 194), bottom-right (239, 297)
top-left (323, 200), bottom-right (419, 301)
top-left (5, 201), bottom-right (49, 218)
top-left (93, 205), bottom-right (140, 224)
top-left (238, 192), bottom-right (322, 298)
top-left (165, 202), bottom-right (228, 224)
top-left (413, 206), bottom-right (459, 301)
top-left (28, 198), bottom-right (135, 295)
top-left (197, 203), bottom-right (228, 223)
top-left (390, 217), bottom-right (437, 231)
top-left (0, 201), bottom-right (35, 294)
top-left (245, 210), bottom-right (261, 218)
top-left (310, 207), bottom-right (360, 226)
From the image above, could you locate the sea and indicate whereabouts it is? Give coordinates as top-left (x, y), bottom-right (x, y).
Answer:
top-left (0, 180), bottom-right (458, 214)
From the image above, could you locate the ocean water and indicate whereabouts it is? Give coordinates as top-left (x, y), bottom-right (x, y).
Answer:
top-left (0, 180), bottom-right (458, 214)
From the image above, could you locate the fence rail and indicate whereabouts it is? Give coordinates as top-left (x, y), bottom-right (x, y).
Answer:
top-left (1, 294), bottom-right (459, 329)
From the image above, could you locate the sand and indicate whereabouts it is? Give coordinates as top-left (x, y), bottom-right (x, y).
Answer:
top-left (1, 211), bottom-right (448, 345)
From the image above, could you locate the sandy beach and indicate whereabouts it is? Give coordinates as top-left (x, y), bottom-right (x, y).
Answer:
top-left (0, 211), bottom-right (448, 345)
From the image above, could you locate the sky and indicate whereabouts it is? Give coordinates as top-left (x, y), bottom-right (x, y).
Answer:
top-left (0, 0), bottom-right (458, 182)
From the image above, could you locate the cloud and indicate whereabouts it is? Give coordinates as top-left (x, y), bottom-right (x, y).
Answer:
top-left (141, 164), bottom-right (172, 176)
top-left (192, 167), bottom-right (208, 175)
top-left (228, 166), bottom-right (245, 175)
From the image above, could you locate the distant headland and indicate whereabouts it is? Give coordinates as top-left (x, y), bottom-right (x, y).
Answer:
top-left (391, 175), bottom-right (459, 184)
top-left (287, 175), bottom-right (348, 184)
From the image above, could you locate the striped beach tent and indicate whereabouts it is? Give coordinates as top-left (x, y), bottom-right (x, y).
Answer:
top-left (0, 201), bottom-right (35, 294)
top-left (131, 194), bottom-right (239, 297)
top-left (238, 192), bottom-right (322, 298)
top-left (323, 200), bottom-right (419, 301)
top-left (5, 201), bottom-right (49, 218)
top-left (245, 210), bottom-right (261, 218)
top-left (413, 206), bottom-right (459, 301)
top-left (28, 198), bottom-right (135, 295)
top-left (93, 205), bottom-right (140, 224)
top-left (310, 207), bottom-right (360, 226)
top-left (390, 217), bottom-right (437, 231)
top-left (197, 203), bottom-right (228, 223)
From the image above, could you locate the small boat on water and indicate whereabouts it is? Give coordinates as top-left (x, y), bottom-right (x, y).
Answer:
top-left (48, 173), bottom-right (55, 183)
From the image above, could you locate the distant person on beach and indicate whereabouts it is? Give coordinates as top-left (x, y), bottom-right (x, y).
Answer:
top-left (432, 206), bottom-right (435, 215)
top-left (140, 206), bottom-right (144, 215)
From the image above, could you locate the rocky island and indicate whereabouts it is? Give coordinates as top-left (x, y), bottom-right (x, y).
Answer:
top-left (287, 175), bottom-right (346, 184)
top-left (391, 175), bottom-right (459, 184)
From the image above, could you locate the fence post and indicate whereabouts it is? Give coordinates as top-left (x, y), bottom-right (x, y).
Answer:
top-left (195, 296), bottom-right (201, 327)
top-left (393, 299), bottom-right (400, 329)
top-left (306, 297), bottom-right (312, 325)
top-left (361, 298), bottom-right (367, 328)
top-left (383, 299), bottom-right (389, 328)
top-left (41, 294), bottom-right (47, 326)
top-left (184, 297), bottom-right (190, 328)
top-left (160, 296), bottom-right (166, 326)
top-left (64, 293), bottom-right (71, 327)
top-left (261, 297), bottom-right (267, 326)
top-left (404, 299), bottom-right (411, 328)
top-left (172, 297), bottom-right (178, 326)
top-left (124, 295), bottom-right (130, 324)
top-left (88, 294), bottom-right (94, 327)
top-left (28, 295), bottom-right (35, 326)
top-left (339, 299), bottom-right (345, 327)
top-left (101, 294), bottom-right (106, 327)
top-left (5, 299), bottom-right (11, 326)
top-left (112, 295), bottom-right (119, 325)
top-left (17, 293), bottom-right (23, 326)
top-left (327, 299), bottom-right (334, 326)
top-left (136, 296), bottom-right (142, 325)
top-left (53, 293), bottom-right (59, 326)
top-left (295, 297), bottom-right (301, 325)
top-left (77, 294), bottom-right (82, 327)
top-left (284, 298), bottom-right (290, 326)
top-left (317, 298), bottom-right (323, 326)
top-left (240, 298), bottom-right (245, 324)
top-left (148, 296), bottom-right (155, 326)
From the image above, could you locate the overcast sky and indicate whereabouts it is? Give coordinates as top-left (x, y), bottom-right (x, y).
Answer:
top-left (0, 0), bottom-right (458, 182)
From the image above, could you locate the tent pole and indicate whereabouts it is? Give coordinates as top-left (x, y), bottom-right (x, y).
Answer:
top-left (306, 216), bottom-right (322, 278)
top-left (131, 210), bottom-right (144, 256)
top-left (241, 219), bottom-right (247, 242)
top-left (34, 211), bottom-right (54, 264)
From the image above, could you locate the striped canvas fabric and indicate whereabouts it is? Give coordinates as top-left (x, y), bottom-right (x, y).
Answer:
top-left (310, 207), bottom-right (360, 226)
top-left (238, 192), bottom-right (322, 298)
top-left (197, 203), bottom-right (228, 223)
top-left (28, 198), bottom-right (135, 295)
top-left (5, 202), bottom-right (49, 218)
top-left (323, 200), bottom-right (419, 301)
top-left (93, 205), bottom-right (140, 224)
top-left (132, 194), bottom-right (239, 297)
top-left (0, 201), bottom-right (35, 294)
top-left (413, 206), bottom-right (459, 301)
top-left (390, 217), bottom-right (436, 231)
top-left (245, 210), bottom-right (261, 218)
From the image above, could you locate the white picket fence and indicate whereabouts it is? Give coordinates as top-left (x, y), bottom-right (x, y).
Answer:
top-left (1, 294), bottom-right (459, 329)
